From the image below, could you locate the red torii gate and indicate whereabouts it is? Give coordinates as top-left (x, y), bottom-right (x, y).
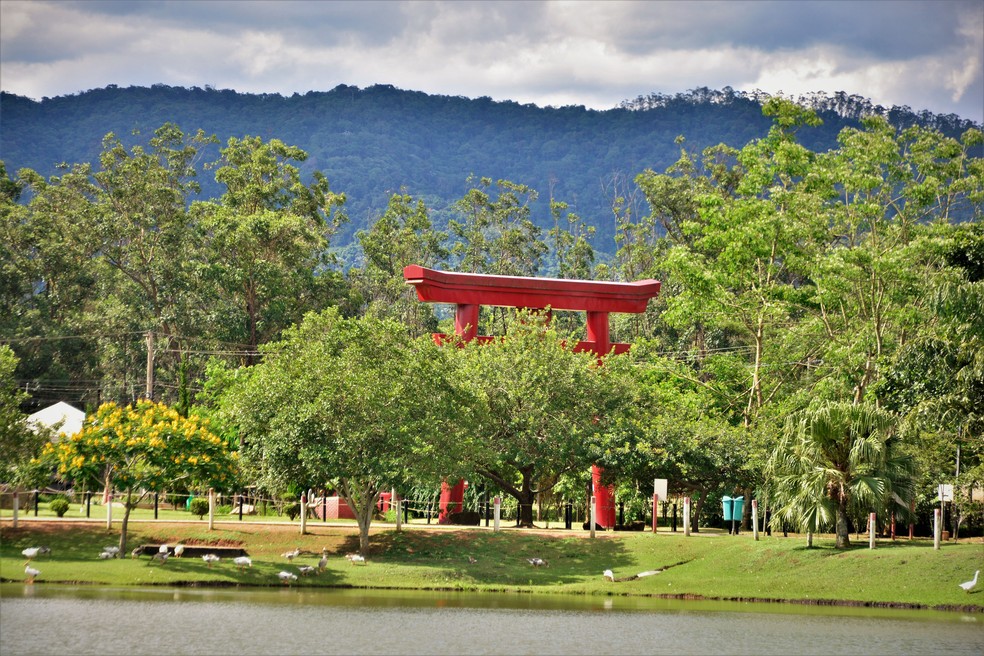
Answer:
top-left (404, 265), bottom-right (661, 528)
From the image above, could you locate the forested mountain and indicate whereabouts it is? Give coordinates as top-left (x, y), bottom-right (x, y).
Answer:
top-left (2, 84), bottom-right (977, 257)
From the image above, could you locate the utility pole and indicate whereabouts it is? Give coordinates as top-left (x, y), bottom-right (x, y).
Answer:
top-left (145, 330), bottom-right (155, 401)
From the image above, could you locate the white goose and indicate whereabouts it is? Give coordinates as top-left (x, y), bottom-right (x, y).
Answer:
top-left (24, 565), bottom-right (41, 584)
top-left (22, 547), bottom-right (45, 565)
top-left (959, 570), bottom-right (979, 593)
top-left (317, 550), bottom-right (329, 573)
top-left (278, 571), bottom-right (298, 585)
top-left (202, 554), bottom-right (220, 568)
top-left (233, 556), bottom-right (252, 572)
top-left (297, 565), bottom-right (315, 576)
top-left (173, 544), bottom-right (185, 558)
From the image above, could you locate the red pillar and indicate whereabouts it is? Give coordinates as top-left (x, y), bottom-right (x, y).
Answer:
top-left (592, 465), bottom-right (616, 529)
top-left (455, 304), bottom-right (479, 342)
top-left (587, 311), bottom-right (616, 529)
top-left (585, 311), bottom-right (610, 352)
top-left (438, 479), bottom-right (465, 523)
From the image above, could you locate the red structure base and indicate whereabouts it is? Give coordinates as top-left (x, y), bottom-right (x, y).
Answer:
top-left (592, 465), bottom-right (617, 529)
top-left (438, 479), bottom-right (466, 523)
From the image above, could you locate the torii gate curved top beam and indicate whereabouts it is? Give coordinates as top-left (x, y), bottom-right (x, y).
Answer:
top-left (404, 264), bottom-right (661, 356)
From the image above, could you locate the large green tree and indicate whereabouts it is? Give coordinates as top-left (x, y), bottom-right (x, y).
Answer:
top-left (196, 136), bottom-right (348, 363)
top-left (13, 124), bottom-right (217, 405)
top-left (453, 313), bottom-right (631, 527)
top-left (223, 309), bottom-right (473, 554)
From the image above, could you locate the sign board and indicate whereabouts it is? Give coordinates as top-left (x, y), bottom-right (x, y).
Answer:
top-left (938, 484), bottom-right (953, 502)
top-left (654, 479), bottom-right (668, 500)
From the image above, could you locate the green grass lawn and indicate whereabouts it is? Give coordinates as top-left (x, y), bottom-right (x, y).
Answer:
top-left (2, 520), bottom-right (981, 613)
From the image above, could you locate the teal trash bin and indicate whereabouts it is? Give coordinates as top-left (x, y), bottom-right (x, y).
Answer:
top-left (732, 496), bottom-right (744, 534)
top-left (721, 496), bottom-right (734, 521)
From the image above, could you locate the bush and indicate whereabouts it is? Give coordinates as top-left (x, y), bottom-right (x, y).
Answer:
top-left (189, 497), bottom-right (210, 519)
top-left (49, 497), bottom-right (70, 517)
top-left (285, 503), bottom-right (301, 521)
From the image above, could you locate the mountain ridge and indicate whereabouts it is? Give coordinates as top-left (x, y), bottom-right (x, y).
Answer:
top-left (2, 84), bottom-right (978, 256)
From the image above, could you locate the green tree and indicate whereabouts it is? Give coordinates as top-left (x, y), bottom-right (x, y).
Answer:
top-left (223, 309), bottom-right (473, 555)
top-left (660, 99), bottom-right (826, 428)
top-left (196, 136), bottom-right (348, 363)
top-left (805, 121), bottom-right (982, 404)
top-left (14, 124), bottom-right (217, 405)
top-left (767, 400), bottom-right (915, 548)
top-left (454, 312), bottom-right (630, 527)
top-left (350, 192), bottom-right (446, 334)
top-left (449, 177), bottom-right (547, 278)
top-left (41, 400), bottom-right (238, 555)
top-left (878, 222), bottom-right (984, 537)
top-left (0, 345), bottom-right (49, 485)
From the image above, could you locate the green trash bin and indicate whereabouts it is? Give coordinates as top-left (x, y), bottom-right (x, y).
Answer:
top-left (732, 496), bottom-right (744, 534)
top-left (722, 496), bottom-right (743, 534)
top-left (721, 496), bottom-right (735, 521)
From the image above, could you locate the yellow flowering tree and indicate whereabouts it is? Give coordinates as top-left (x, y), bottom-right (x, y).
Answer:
top-left (41, 400), bottom-right (239, 555)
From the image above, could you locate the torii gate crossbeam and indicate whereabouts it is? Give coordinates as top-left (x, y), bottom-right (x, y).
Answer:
top-left (404, 265), bottom-right (660, 528)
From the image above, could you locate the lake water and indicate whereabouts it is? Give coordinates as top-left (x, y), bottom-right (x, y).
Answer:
top-left (1, 584), bottom-right (981, 655)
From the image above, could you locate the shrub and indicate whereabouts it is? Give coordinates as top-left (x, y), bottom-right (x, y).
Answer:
top-left (189, 497), bottom-right (210, 519)
top-left (49, 497), bottom-right (70, 517)
top-left (285, 503), bottom-right (301, 521)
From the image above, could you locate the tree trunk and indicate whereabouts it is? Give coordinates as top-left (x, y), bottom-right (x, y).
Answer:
top-left (339, 478), bottom-right (381, 556)
top-left (118, 487), bottom-right (134, 556)
top-left (835, 501), bottom-right (851, 549)
top-left (477, 465), bottom-right (537, 528)
top-left (517, 466), bottom-right (536, 527)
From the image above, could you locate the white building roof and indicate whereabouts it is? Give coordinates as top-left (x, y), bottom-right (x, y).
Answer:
top-left (27, 401), bottom-right (86, 438)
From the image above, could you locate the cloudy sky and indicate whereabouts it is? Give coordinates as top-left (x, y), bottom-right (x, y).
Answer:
top-left (2, 0), bottom-right (982, 122)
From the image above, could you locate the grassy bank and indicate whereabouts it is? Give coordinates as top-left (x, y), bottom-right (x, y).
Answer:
top-left (2, 520), bottom-right (981, 613)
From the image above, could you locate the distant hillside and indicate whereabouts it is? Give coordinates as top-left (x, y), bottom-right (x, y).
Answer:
top-left (1, 84), bottom-right (978, 258)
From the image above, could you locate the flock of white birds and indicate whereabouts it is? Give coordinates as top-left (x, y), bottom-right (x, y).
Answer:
top-left (18, 543), bottom-right (350, 586)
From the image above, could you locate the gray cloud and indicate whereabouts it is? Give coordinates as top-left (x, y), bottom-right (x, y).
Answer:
top-left (1, 0), bottom-right (981, 122)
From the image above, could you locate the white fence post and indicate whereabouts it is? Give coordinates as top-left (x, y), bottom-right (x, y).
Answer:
top-left (934, 508), bottom-right (941, 550)
top-left (752, 499), bottom-right (759, 541)
top-left (208, 487), bottom-right (215, 531)
top-left (683, 497), bottom-right (691, 536)
top-left (493, 496), bottom-right (501, 532)
top-left (590, 495), bottom-right (596, 538)
top-left (106, 489), bottom-right (112, 529)
top-left (869, 512), bottom-right (876, 549)
top-left (300, 493), bottom-right (307, 535)
top-left (12, 491), bottom-right (18, 529)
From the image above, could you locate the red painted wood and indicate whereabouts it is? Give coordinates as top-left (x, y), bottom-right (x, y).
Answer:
top-left (404, 265), bottom-right (660, 314)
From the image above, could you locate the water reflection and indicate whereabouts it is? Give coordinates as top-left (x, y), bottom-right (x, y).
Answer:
top-left (1, 584), bottom-right (981, 656)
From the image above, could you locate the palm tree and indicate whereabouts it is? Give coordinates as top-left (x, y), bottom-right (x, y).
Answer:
top-left (767, 401), bottom-right (915, 548)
